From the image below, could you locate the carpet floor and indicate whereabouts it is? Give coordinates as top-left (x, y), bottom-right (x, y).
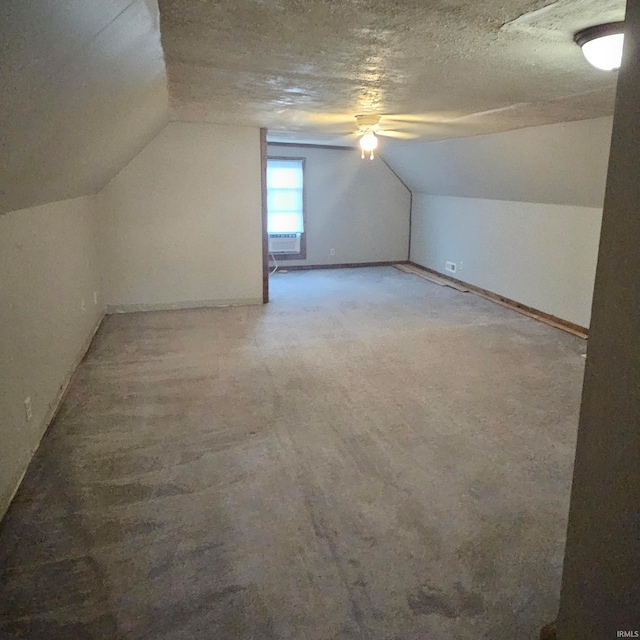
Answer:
top-left (0, 267), bottom-right (586, 639)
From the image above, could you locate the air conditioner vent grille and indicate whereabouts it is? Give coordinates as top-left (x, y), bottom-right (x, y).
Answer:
top-left (269, 233), bottom-right (301, 254)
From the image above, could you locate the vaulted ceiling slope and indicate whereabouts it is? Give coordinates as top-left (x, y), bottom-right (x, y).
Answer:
top-left (159, 0), bottom-right (625, 143)
top-left (382, 116), bottom-right (613, 207)
top-left (0, 0), bottom-right (169, 215)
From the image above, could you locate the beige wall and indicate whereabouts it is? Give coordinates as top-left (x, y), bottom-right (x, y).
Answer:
top-left (411, 195), bottom-right (602, 328)
top-left (0, 120), bottom-right (263, 519)
top-left (99, 122), bottom-right (263, 311)
top-left (0, 196), bottom-right (103, 518)
top-left (267, 144), bottom-right (411, 266)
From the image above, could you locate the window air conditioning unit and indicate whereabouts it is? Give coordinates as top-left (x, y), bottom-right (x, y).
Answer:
top-left (269, 233), bottom-right (300, 254)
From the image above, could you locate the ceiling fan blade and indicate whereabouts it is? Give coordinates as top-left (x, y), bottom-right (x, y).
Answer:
top-left (377, 130), bottom-right (419, 140)
top-left (381, 114), bottom-right (441, 125)
top-left (333, 130), bottom-right (363, 141)
top-left (290, 111), bottom-right (355, 126)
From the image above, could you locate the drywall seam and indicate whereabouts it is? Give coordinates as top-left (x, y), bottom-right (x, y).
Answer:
top-left (378, 153), bottom-right (412, 193)
top-left (0, 312), bottom-right (106, 521)
top-left (408, 190), bottom-right (413, 261)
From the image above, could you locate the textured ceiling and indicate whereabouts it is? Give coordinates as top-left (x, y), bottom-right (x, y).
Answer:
top-left (159, 0), bottom-right (626, 142)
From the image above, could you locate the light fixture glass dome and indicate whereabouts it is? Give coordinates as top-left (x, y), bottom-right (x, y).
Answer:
top-left (575, 23), bottom-right (625, 71)
top-left (359, 132), bottom-right (378, 152)
top-left (359, 131), bottom-right (378, 159)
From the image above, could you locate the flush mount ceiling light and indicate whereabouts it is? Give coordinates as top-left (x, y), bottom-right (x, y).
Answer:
top-left (574, 22), bottom-right (625, 71)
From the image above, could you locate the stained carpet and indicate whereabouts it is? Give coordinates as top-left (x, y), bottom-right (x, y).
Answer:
top-left (0, 267), bottom-right (585, 639)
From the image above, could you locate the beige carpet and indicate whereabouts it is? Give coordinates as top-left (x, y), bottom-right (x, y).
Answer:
top-left (0, 267), bottom-right (585, 639)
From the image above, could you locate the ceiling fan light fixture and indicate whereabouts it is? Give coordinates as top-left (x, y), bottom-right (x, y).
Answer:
top-left (574, 22), bottom-right (625, 71)
top-left (359, 131), bottom-right (378, 159)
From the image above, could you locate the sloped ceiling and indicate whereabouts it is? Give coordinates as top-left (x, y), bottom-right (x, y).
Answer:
top-left (159, 0), bottom-right (625, 143)
top-left (0, 0), bottom-right (625, 214)
top-left (381, 116), bottom-right (614, 207)
top-left (0, 0), bottom-right (169, 214)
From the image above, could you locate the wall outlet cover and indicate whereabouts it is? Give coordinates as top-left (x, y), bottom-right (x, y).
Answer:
top-left (445, 261), bottom-right (457, 273)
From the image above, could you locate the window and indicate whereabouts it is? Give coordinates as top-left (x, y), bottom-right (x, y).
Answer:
top-left (267, 159), bottom-right (305, 234)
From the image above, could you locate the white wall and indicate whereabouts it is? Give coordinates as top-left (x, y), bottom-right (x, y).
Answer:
top-left (267, 144), bottom-right (411, 266)
top-left (411, 195), bottom-right (602, 327)
top-left (99, 122), bottom-right (263, 311)
top-left (383, 117), bottom-right (613, 208)
top-left (0, 196), bottom-right (103, 518)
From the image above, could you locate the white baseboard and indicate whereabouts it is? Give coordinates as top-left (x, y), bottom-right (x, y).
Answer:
top-left (106, 297), bottom-right (263, 313)
top-left (0, 312), bottom-right (106, 522)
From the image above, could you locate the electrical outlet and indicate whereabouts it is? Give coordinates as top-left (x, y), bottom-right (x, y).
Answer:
top-left (459, 261), bottom-right (464, 271)
top-left (445, 261), bottom-right (457, 273)
top-left (93, 291), bottom-right (98, 305)
top-left (24, 397), bottom-right (33, 422)
top-left (330, 248), bottom-right (336, 256)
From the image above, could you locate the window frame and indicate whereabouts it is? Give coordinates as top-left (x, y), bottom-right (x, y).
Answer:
top-left (267, 156), bottom-right (307, 260)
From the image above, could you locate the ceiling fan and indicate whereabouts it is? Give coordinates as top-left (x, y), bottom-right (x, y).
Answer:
top-left (267, 110), bottom-right (453, 153)
top-left (353, 114), bottom-right (419, 159)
